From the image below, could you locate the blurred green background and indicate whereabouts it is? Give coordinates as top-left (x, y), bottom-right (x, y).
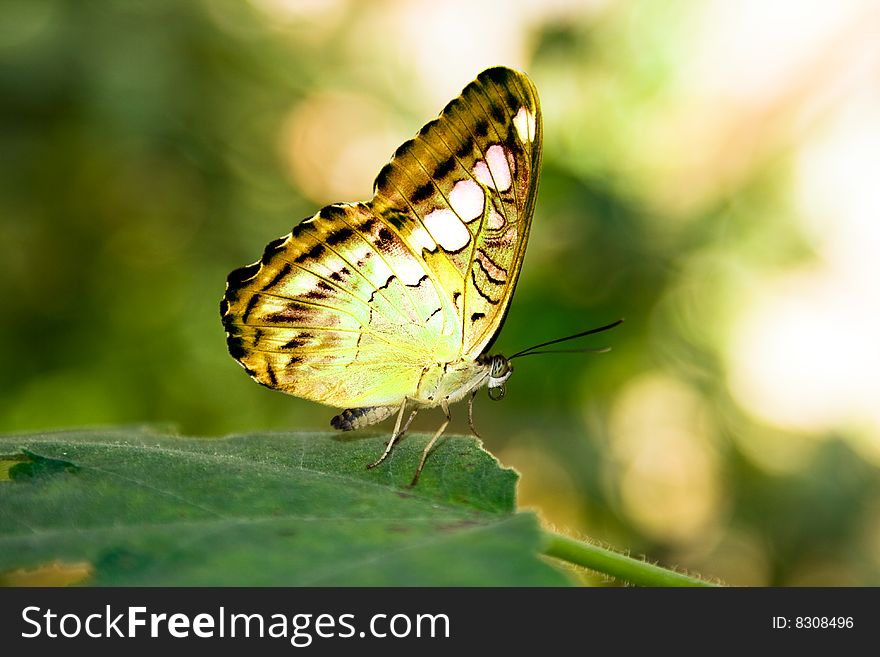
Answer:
top-left (3, 0), bottom-right (880, 586)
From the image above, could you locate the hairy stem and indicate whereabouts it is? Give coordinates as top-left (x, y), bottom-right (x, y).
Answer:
top-left (542, 531), bottom-right (719, 587)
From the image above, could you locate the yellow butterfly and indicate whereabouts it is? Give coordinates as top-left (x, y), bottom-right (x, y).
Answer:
top-left (222, 67), bottom-right (542, 484)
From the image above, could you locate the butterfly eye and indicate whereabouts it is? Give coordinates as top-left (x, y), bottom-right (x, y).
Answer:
top-left (488, 384), bottom-right (506, 401)
top-left (490, 355), bottom-right (511, 378)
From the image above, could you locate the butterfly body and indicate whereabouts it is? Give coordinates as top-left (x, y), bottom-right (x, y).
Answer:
top-left (222, 67), bottom-right (540, 481)
top-left (329, 353), bottom-right (508, 432)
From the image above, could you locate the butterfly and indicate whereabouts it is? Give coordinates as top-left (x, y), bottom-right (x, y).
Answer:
top-left (221, 66), bottom-right (542, 485)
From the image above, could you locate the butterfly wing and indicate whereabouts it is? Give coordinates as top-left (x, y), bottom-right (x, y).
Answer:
top-left (371, 66), bottom-right (542, 359)
top-left (221, 201), bottom-right (453, 408)
top-left (221, 67), bottom-right (542, 409)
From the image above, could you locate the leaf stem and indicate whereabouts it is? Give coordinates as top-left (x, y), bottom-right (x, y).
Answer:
top-left (541, 531), bottom-right (719, 587)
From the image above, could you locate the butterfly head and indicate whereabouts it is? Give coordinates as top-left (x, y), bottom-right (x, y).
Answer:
top-left (487, 355), bottom-right (513, 401)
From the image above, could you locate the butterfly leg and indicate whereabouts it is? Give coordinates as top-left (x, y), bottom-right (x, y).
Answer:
top-left (409, 399), bottom-right (451, 487)
top-left (367, 398), bottom-right (419, 470)
top-left (467, 389), bottom-right (482, 439)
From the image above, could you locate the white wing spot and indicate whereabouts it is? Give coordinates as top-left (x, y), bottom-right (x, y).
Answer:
top-left (474, 145), bottom-right (511, 192)
top-left (410, 225), bottom-right (437, 252)
top-left (423, 208), bottom-right (471, 251)
top-left (488, 209), bottom-right (505, 229)
top-left (514, 107), bottom-right (535, 142)
top-left (474, 160), bottom-right (492, 188)
top-left (449, 179), bottom-right (485, 223)
top-left (486, 145), bottom-right (512, 191)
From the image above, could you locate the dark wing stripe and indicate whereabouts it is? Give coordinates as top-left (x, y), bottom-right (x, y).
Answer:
top-left (224, 323), bottom-right (364, 334)
top-left (470, 270), bottom-right (500, 305)
top-left (230, 291), bottom-right (399, 348)
top-left (481, 76), bottom-right (525, 214)
top-left (476, 79), bottom-right (521, 222)
top-left (450, 84), bottom-right (514, 228)
top-left (263, 258), bottom-right (374, 311)
top-left (474, 254), bottom-right (508, 285)
top-left (260, 230), bottom-right (410, 326)
top-left (418, 108), bottom-right (495, 216)
top-left (496, 68), bottom-right (539, 206)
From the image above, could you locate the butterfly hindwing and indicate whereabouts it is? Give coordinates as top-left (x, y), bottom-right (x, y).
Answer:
top-left (222, 202), bottom-right (454, 407)
top-left (222, 67), bottom-right (541, 409)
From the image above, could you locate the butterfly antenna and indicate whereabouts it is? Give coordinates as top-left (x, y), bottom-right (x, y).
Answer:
top-left (509, 347), bottom-right (612, 358)
top-left (508, 319), bottom-right (624, 360)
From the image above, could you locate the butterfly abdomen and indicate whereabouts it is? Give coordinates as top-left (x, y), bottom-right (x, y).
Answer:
top-left (331, 406), bottom-right (396, 431)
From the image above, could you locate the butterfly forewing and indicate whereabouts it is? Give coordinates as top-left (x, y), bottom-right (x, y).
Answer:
top-left (371, 67), bottom-right (542, 358)
top-left (222, 67), bottom-right (541, 410)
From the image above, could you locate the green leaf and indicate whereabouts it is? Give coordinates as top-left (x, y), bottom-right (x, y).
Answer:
top-left (0, 428), bottom-right (570, 586)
